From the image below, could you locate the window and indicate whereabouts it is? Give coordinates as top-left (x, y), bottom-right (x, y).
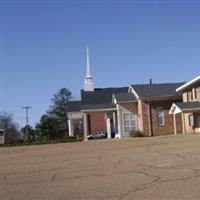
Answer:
top-left (123, 113), bottom-right (137, 135)
top-left (195, 87), bottom-right (200, 99)
top-left (156, 107), bottom-right (165, 127)
top-left (188, 114), bottom-right (194, 127)
top-left (187, 91), bottom-right (193, 102)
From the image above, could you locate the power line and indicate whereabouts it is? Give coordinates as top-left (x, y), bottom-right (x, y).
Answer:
top-left (21, 106), bottom-right (32, 138)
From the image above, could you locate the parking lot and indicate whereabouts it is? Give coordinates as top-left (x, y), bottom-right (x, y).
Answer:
top-left (1, 134), bottom-right (200, 200)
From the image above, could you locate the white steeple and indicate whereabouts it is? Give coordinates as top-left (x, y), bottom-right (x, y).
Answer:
top-left (84, 46), bottom-right (94, 91)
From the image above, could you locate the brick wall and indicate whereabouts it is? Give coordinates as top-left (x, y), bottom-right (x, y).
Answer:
top-left (89, 112), bottom-right (107, 133)
top-left (141, 100), bottom-right (182, 136)
top-left (183, 82), bottom-right (200, 102)
top-left (141, 101), bottom-right (150, 136)
top-left (176, 113), bottom-right (183, 134)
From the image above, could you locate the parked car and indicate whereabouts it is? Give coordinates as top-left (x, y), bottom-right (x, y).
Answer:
top-left (87, 131), bottom-right (106, 140)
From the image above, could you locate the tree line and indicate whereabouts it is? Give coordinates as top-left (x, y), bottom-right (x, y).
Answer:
top-left (0, 88), bottom-right (75, 144)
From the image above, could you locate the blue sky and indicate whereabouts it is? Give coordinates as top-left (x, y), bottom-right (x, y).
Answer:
top-left (1, 0), bottom-right (200, 127)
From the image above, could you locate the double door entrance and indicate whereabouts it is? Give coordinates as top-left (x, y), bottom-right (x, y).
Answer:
top-left (122, 112), bottom-right (138, 137)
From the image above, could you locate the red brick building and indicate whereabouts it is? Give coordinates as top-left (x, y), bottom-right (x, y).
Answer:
top-left (170, 75), bottom-right (200, 134)
top-left (68, 82), bottom-right (184, 139)
top-left (67, 47), bottom-right (185, 139)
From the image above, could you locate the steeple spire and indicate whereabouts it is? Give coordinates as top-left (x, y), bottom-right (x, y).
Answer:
top-left (84, 46), bottom-right (94, 91)
top-left (86, 46), bottom-right (91, 78)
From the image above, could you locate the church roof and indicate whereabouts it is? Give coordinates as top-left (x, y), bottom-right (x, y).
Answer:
top-left (113, 93), bottom-right (137, 103)
top-left (81, 87), bottom-right (128, 111)
top-left (67, 101), bottom-right (81, 112)
top-left (131, 82), bottom-right (185, 99)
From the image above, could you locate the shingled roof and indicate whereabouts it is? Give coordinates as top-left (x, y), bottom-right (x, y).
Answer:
top-left (174, 102), bottom-right (200, 111)
top-left (169, 102), bottom-right (200, 114)
top-left (67, 101), bottom-right (81, 112)
top-left (113, 93), bottom-right (137, 103)
top-left (131, 82), bottom-right (185, 99)
top-left (81, 87), bottom-right (128, 110)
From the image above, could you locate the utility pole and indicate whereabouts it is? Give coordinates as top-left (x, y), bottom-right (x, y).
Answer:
top-left (22, 106), bottom-right (32, 139)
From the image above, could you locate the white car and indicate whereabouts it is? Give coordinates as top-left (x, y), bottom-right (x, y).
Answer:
top-left (87, 132), bottom-right (106, 140)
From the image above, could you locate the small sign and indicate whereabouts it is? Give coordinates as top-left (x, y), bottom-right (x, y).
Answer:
top-left (0, 129), bottom-right (5, 144)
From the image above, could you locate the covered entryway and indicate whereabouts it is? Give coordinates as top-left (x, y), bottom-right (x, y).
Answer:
top-left (68, 112), bottom-right (83, 138)
top-left (169, 102), bottom-right (200, 135)
top-left (82, 110), bottom-right (118, 140)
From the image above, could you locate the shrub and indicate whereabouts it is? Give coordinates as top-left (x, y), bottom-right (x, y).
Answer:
top-left (129, 130), bottom-right (145, 137)
top-left (0, 136), bottom-right (82, 147)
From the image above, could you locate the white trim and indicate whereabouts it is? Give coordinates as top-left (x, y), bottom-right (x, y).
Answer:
top-left (116, 104), bottom-right (123, 138)
top-left (169, 103), bottom-right (200, 114)
top-left (169, 103), bottom-right (182, 114)
top-left (156, 107), bottom-right (165, 127)
top-left (176, 75), bottom-right (200, 92)
top-left (68, 111), bottom-right (82, 120)
top-left (106, 118), bottom-right (111, 139)
top-left (68, 119), bottom-right (74, 137)
top-left (112, 94), bottom-right (118, 105)
top-left (122, 112), bottom-right (138, 137)
top-left (83, 113), bottom-right (88, 140)
top-left (128, 85), bottom-right (140, 100)
top-left (173, 114), bottom-right (177, 135)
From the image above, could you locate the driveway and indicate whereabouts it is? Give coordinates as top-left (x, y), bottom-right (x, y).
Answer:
top-left (1, 134), bottom-right (200, 200)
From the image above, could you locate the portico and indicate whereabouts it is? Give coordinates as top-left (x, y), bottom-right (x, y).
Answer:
top-left (169, 102), bottom-right (200, 135)
top-left (82, 109), bottom-right (118, 140)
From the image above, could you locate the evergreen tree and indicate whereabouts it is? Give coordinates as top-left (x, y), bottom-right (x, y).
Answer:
top-left (36, 88), bottom-right (72, 139)
top-left (48, 88), bottom-right (72, 136)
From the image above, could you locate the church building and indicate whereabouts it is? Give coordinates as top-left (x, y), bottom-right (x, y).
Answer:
top-left (67, 48), bottom-right (195, 140)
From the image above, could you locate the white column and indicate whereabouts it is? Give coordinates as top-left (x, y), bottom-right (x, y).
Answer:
top-left (68, 119), bottom-right (74, 137)
top-left (182, 112), bottom-right (186, 135)
top-left (113, 112), bottom-right (117, 134)
top-left (117, 105), bottom-right (122, 138)
top-left (173, 114), bottom-right (177, 135)
top-left (83, 113), bottom-right (88, 140)
top-left (106, 118), bottom-right (111, 139)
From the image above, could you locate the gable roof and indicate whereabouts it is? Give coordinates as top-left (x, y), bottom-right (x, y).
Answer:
top-left (113, 93), bottom-right (137, 103)
top-left (169, 102), bottom-right (200, 114)
top-left (81, 87), bottom-right (128, 110)
top-left (175, 102), bottom-right (200, 110)
top-left (176, 75), bottom-right (200, 92)
top-left (67, 101), bottom-right (81, 112)
top-left (130, 82), bottom-right (185, 99)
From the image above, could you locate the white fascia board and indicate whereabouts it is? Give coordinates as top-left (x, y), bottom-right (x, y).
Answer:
top-left (128, 86), bottom-right (132, 93)
top-left (68, 111), bottom-right (83, 119)
top-left (169, 103), bottom-right (182, 114)
top-left (176, 75), bottom-right (200, 92)
top-left (128, 85), bottom-right (140, 100)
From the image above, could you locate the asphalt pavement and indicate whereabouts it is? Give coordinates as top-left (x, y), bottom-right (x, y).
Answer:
top-left (1, 134), bottom-right (200, 200)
